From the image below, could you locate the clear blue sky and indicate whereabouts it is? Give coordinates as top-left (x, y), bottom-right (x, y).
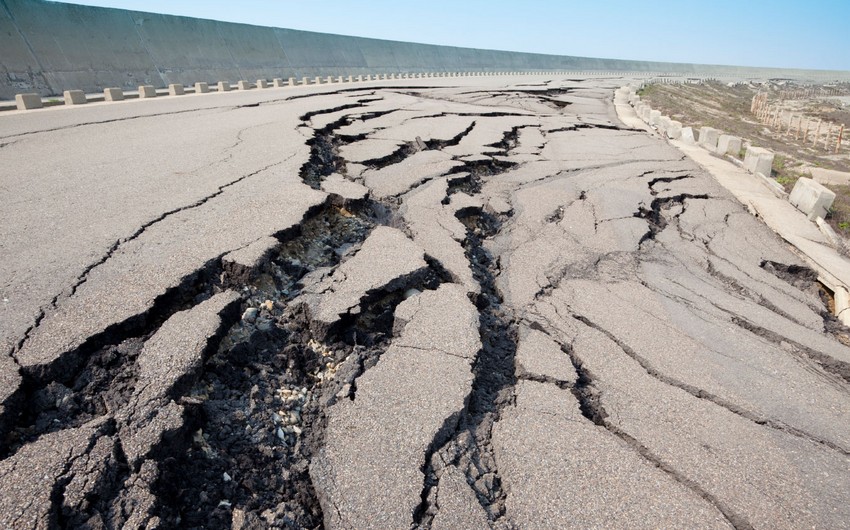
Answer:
top-left (60, 0), bottom-right (850, 71)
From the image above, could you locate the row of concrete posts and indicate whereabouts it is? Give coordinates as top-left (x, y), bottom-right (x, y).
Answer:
top-left (620, 84), bottom-right (837, 223)
top-left (10, 70), bottom-right (645, 111)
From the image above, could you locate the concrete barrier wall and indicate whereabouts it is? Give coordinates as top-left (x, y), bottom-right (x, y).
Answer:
top-left (2, 0), bottom-right (850, 99)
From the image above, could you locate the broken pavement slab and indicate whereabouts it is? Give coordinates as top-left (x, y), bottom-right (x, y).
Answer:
top-left (362, 149), bottom-right (463, 198)
top-left (401, 177), bottom-right (480, 293)
top-left (14, 172), bottom-right (327, 377)
top-left (117, 291), bottom-right (241, 465)
top-left (310, 284), bottom-right (480, 529)
top-left (297, 226), bottom-right (428, 338)
top-left (320, 173), bottom-right (370, 203)
top-left (515, 326), bottom-right (577, 384)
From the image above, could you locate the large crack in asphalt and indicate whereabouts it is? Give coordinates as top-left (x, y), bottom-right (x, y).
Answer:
top-left (146, 200), bottom-right (449, 528)
top-left (2, 253), bottom-right (229, 456)
top-left (413, 207), bottom-right (518, 527)
top-left (542, 322), bottom-right (755, 530)
top-left (759, 260), bottom-right (850, 346)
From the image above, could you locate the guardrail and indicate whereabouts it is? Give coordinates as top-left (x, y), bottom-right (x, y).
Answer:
top-left (6, 70), bottom-right (661, 112)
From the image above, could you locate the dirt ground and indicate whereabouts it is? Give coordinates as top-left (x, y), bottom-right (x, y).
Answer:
top-left (639, 81), bottom-right (850, 235)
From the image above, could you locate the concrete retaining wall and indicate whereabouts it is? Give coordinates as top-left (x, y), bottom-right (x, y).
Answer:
top-left (3, 0), bottom-right (850, 99)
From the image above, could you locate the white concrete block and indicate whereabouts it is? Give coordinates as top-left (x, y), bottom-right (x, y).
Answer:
top-left (789, 177), bottom-right (836, 221)
top-left (256, 79), bottom-right (268, 88)
top-left (237, 80), bottom-right (251, 90)
top-left (667, 120), bottom-right (682, 140)
top-left (217, 81), bottom-right (231, 92)
top-left (347, 75), bottom-right (353, 82)
top-left (314, 76), bottom-right (322, 85)
top-left (168, 84), bottom-right (184, 96)
top-left (63, 90), bottom-right (86, 105)
top-left (658, 116), bottom-right (672, 133)
top-left (288, 77), bottom-right (296, 86)
top-left (103, 87), bottom-right (123, 102)
top-left (302, 77), bottom-right (310, 85)
top-left (649, 109), bottom-right (661, 126)
top-left (138, 85), bottom-right (156, 98)
top-left (743, 147), bottom-right (774, 177)
top-left (680, 127), bottom-right (696, 144)
top-left (716, 135), bottom-right (742, 156)
top-left (272, 78), bottom-right (284, 88)
top-left (698, 127), bottom-right (720, 151)
top-left (194, 82), bottom-right (209, 94)
top-left (15, 93), bottom-right (42, 109)
top-left (327, 76), bottom-right (335, 84)
top-left (357, 75), bottom-right (363, 82)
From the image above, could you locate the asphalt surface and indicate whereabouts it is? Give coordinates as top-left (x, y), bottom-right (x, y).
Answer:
top-left (1, 75), bottom-right (849, 529)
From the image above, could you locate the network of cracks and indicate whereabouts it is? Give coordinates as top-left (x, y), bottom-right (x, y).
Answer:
top-left (3, 83), bottom-right (850, 530)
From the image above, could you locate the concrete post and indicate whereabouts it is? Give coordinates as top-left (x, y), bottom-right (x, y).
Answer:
top-left (716, 135), bottom-right (742, 156)
top-left (314, 76), bottom-right (323, 85)
top-left (237, 80), bottom-right (251, 90)
top-left (217, 81), bottom-right (231, 92)
top-left (666, 121), bottom-right (683, 140)
top-left (63, 90), bottom-right (86, 105)
top-left (104, 88), bottom-right (124, 102)
top-left (272, 78), bottom-right (284, 88)
top-left (168, 84), bottom-right (184, 96)
top-left (326, 76), bottom-right (334, 84)
top-left (357, 75), bottom-right (363, 82)
top-left (256, 79), bottom-right (268, 89)
top-left (194, 82), bottom-right (209, 94)
top-left (698, 127), bottom-right (720, 151)
top-left (15, 93), bottom-right (42, 110)
top-left (139, 85), bottom-right (157, 98)
top-left (288, 77), bottom-right (296, 86)
top-left (743, 147), bottom-right (774, 176)
top-left (789, 178), bottom-right (837, 220)
top-left (302, 77), bottom-right (310, 85)
top-left (649, 109), bottom-right (662, 126)
top-left (347, 75), bottom-right (354, 83)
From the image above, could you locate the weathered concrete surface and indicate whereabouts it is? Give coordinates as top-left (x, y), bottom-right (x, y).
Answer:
top-left (1, 75), bottom-right (850, 529)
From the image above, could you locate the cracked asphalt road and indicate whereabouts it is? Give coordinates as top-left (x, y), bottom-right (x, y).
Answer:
top-left (1, 75), bottom-right (850, 529)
